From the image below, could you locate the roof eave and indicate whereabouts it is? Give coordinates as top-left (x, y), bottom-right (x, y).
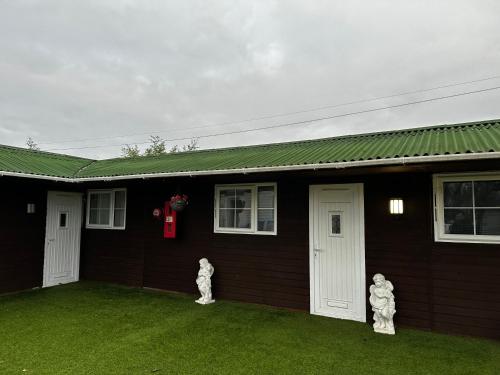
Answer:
top-left (0, 171), bottom-right (75, 182)
top-left (2, 152), bottom-right (499, 183)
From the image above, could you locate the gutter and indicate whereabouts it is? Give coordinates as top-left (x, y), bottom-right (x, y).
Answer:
top-left (1, 152), bottom-right (500, 183)
top-left (0, 171), bottom-right (73, 182)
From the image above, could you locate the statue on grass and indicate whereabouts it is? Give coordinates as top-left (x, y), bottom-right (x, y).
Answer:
top-left (196, 258), bottom-right (215, 305)
top-left (369, 273), bottom-right (396, 335)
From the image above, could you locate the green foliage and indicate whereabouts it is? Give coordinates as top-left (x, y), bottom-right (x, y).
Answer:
top-left (121, 136), bottom-right (199, 157)
top-left (121, 144), bottom-right (140, 158)
top-left (144, 135), bottom-right (167, 156)
top-left (26, 137), bottom-right (40, 151)
top-left (182, 138), bottom-right (199, 152)
top-left (0, 282), bottom-right (498, 375)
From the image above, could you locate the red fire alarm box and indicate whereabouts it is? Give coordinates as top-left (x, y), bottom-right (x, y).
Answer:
top-left (164, 201), bottom-right (177, 238)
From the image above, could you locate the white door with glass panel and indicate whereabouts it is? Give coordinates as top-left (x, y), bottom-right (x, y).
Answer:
top-left (309, 184), bottom-right (366, 322)
top-left (43, 191), bottom-right (83, 287)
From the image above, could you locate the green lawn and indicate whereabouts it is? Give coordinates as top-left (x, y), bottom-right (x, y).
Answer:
top-left (0, 283), bottom-right (498, 374)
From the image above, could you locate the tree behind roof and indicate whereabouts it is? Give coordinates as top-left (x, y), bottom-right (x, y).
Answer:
top-left (121, 136), bottom-right (199, 158)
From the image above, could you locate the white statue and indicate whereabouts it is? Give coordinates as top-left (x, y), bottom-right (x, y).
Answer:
top-left (196, 258), bottom-right (215, 305)
top-left (369, 273), bottom-right (396, 335)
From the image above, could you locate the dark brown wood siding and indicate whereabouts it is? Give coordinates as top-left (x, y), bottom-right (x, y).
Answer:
top-left (430, 243), bottom-right (500, 338)
top-left (364, 173), bottom-right (435, 331)
top-left (0, 178), bottom-right (48, 293)
top-left (0, 177), bottom-right (84, 294)
top-left (2, 161), bottom-right (498, 339)
top-left (80, 183), bottom-right (146, 287)
top-left (80, 161), bottom-right (500, 340)
top-left (141, 177), bottom-right (310, 310)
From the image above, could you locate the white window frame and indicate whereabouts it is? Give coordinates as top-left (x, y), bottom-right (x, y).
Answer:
top-left (214, 183), bottom-right (277, 235)
top-left (86, 188), bottom-right (127, 230)
top-left (433, 172), bottom-right (500, 244)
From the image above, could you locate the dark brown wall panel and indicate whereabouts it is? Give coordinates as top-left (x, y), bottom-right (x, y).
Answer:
top-left (80, 183), bottom-right (145, 287)
top-left (139, 176), bottom-right (310, 311)
top-left (0, 178), bottom-right (47, 293)
top-left (0, 177), bottom-right (84, 294)
top-left (363, 173), bottom-right (434, 330)
top-left (2, 162), bottom-right (498, 339)
top-left (79, 163), bottom-right (500, 339)
top-left (429, 243), bottom-right (500, 339)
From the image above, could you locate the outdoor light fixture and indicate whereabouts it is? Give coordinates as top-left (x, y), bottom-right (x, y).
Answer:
top-left (27, 203), bottom-right (36, 214)
top-left (389, 199), bottom-right (404, 215)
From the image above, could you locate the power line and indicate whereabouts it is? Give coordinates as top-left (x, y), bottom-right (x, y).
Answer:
top-left (37, 74), bottom-right (500, 146)
top-left (45, 85), bottom-right (500, 152)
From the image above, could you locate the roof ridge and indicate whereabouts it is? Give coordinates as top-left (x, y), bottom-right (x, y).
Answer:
top-left (96, 118), bottom-right (500, 163)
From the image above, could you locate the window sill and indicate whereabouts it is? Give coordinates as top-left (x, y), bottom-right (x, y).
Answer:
top-left (214, 229), bottom-right (277, 236)
top-left (434, 236), bottom-right (500, 245)
top-left (86, 225), bottom-right (126, 231)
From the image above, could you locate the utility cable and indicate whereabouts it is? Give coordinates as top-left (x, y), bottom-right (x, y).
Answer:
top-left (37, 74), bottom-right (500, 146)
top-left (45, 85), bottom-right (500, 152)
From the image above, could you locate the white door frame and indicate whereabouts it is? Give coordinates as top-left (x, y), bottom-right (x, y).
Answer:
top-left (309, 183), bottom-right (366, 322)
top-left (43, 191), bottom-right (83, 287)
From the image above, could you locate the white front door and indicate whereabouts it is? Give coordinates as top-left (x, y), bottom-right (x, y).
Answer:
top-left (309, 184), bottom-right (366, 322)
top-left (43, 191), bottom-right (83, 287)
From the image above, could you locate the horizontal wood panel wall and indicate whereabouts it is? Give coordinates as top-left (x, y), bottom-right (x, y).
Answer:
top-left (0, 178), bottom-right (82, 293)
top-left (81, 183), bottom-right (145, 287)
top-left (0, 179), bottom-right (47, 293)
top-left (78, 161), bottom-right (500, 340)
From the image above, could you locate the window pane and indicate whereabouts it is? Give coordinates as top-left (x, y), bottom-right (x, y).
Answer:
top-left (444, 209), bottom-right (474, 234)
top-left (99, 209), bottom-right (110, 225)
top-left (236, 209), bottom-right (251, 229)
top-left (114, 191), bottom-right (126, 209)
top-left (219, 209), bottom-right (235, 228)
top-left (89, 208), bottom-right (98, 224)
top-left (443, 182), bottom-right (473, 207)
top-left (258, 209), bottom-right (274, 232)
top-left (258, 186), bottom-right (275, 208)
top-left (99, 192), bottom-right (111, 209)
top-left (235, 189), bottom-right (252, 209)
top-left (332, 214), bottom-right (341, 235)
top-left (474, 181), bottom-right (500, 207)
top-left (219, 189), bottom-right (235, 208)
top-left (475, 209), bottom-right (500, 235)
top-left (89, 193), bottom-right (99, 209)
top-left (114, 209), bottom-right (125, 227)
top-left (59, 213), bottom-right (67, 228)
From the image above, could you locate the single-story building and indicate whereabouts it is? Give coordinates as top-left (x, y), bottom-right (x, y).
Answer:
top-left (1, 119), bottom-right (499, 339)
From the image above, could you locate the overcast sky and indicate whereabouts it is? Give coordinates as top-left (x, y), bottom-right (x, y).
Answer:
top-left (1, 0), bottom-right (500, 159)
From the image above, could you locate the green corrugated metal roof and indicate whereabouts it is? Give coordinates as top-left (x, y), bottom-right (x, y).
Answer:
top-left (76, 119), bottom-right (500, 178)
top-left (1, 119), bottom-right (500, 180)
top-left (0, 144), bottom-right (93, 178)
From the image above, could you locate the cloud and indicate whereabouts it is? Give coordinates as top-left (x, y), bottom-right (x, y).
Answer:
top-left (248, 43), bottom-right (285, 75)
top-left (0, 0), bottom-right (499, 158)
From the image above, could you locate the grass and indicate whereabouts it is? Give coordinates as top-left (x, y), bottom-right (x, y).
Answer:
top-left (0, 282), bottom-right (498, 375)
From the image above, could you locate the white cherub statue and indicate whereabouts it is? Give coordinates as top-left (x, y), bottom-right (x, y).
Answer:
top-left (195, 258), bottom-right (215, 305)
top-left (369, 273), bottom-right (396, 335)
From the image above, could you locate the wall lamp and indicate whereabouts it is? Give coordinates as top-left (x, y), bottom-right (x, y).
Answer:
top-left (389, 198), bottom-right (404, 215)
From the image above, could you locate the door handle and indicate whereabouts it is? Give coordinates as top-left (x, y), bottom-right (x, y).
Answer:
top-left (314, 248), bottom-right (322, 256)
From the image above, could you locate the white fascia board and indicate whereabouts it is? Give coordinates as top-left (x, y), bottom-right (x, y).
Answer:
top-left (0, 170), bottom-right (72, 182)
top-left (2, 152), bottom-right (500, 183)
